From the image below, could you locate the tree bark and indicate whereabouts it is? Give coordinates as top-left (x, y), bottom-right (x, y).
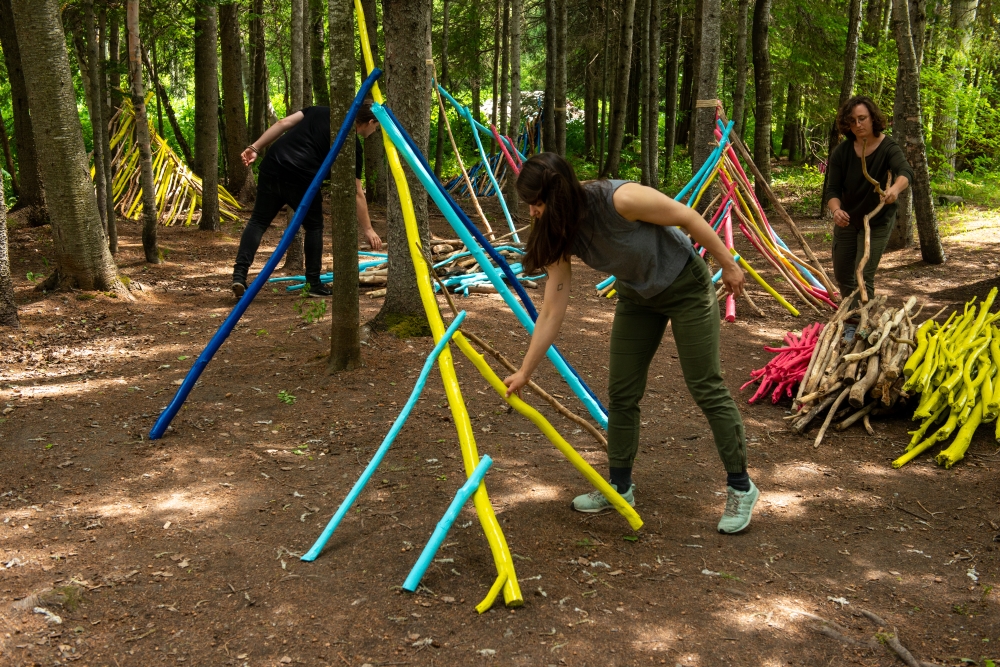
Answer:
top-left (0, 178), bottom-right (17, 327)
top-left (97, 4), bottom-right (116, 254)
top-left (646, 0), bottom-right (660, 189)
top-left (249, 0), bottom-right (268, 142)
top-left (141, 47), bottom-right (195, 168)
top-left (601, 0), bottom-right (637, 177)
top-left (675, 15), bottom-right (694, 147)
top-left (820, 0), bottom-right (862, 215)
top-left (892, 0), bottom-right (945, 264)
top-left (126, 0), bottom-right (160, 264)
top-left (638, 0), bottom-right (651, 184)
top-left (0, 110), bottom-right (18, 196)
top-left (731, 0), bottom-right (749, 138)
top-left (751, 0), bottom-right (772, 204)
top-left (76, 2), bottom-right (109, 237)
top-left (194, 0), bottom-right (219, 232)
top-left (220, 2), bottom-right (256, 201)
top-left (598, 0), bottom-right (610, 166)
top-left (290, 0), bottom-right (305, 113)
top-left (781, 83), bottom-right (801, 160)
top-left (0, 0), bottom-right (45, 216)
top-left (10, 0), bottom-right (125, 291)
top-left (302, 0), bottom-right (313, 107)
top-left (505, 0), bottom-right (522, 208)
top-left (374, 0), bottom-right (432, 330)
top-left (361, 0), bottom-right (385, 206)
top-left (663, 1), bottom-right (681, 179)
top-left (932, 0), bottom-right (977, 180)
top-left (692, 0), bottom-right (720, 176)
top-left (328, 0), bottom-right (361, 370)
top-left (863, 0), bottom-right (885, 47)
top-left (583, 0), bottom-right (599, 160)
top-left (310, 0), bottom-right (329, 105)
top-left (543, 0), bottom-right (555, 152)
top-left (434, 0), bottom-right (451, 177)
top-left (471, 0), bottom-right (483, 126)
top-left (108, 8), bottom-right (122, 110)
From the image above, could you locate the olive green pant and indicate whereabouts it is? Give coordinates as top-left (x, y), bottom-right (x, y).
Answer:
top-left (832, 214), bottom-right (897, 307)
top-left (608, 257), bottom-right (747, 473)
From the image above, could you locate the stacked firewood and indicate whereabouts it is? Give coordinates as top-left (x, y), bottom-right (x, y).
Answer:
top-left (789, 291), bottom-right (920, 447)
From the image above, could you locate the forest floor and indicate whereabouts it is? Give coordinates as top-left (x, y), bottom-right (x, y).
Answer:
top-left (0, 194), bottom-right (998, 667)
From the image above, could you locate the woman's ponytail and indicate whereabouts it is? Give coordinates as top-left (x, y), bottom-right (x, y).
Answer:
top-left (516, 153), bottom-right (587, 273)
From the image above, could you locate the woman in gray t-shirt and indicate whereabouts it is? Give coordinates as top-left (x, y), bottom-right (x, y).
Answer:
top-left (503, 153), bottom-right (760, 535)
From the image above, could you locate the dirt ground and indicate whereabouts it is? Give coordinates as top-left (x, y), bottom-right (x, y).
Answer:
top-left (1, 195), bottom-right (998, 667)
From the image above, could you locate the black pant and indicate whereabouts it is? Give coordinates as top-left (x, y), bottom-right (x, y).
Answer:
top-left (233, 175), bottom-right (323, 284)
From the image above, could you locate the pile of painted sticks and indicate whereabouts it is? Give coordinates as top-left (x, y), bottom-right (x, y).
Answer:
top-left (431, 242), bottom-right (545, 296)
top-left (741, 322), bottom-right (824, 404)
top-left (789, 292), bottom-right (920, 448)
top-left (268, 251), bottom-right (389, 292)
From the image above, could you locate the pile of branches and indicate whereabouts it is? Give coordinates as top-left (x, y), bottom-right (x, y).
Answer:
top-left (108, 96), bottom-right (241, 226)
top-left (789, 291), bottom-right (920, 447)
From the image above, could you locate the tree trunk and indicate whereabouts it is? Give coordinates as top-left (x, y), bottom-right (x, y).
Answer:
top-left (554, 0), bottom-right (568, 155)
top-left (219, 2), bottom-right (256, 201)
top-left (505, 0), bottom-right (522, 208)
top-left (751, 0), bottom-right (772, 204)
top-left (663, 1), bottom-right (681, 179)
top-left (290, 0), bottom-right (305, 113)
top-left (0, 0), bottom-right (45, 216)
top-left (10, 0), bottom-right (125, 291)
top-left (731, 0), bottom-right (749, 137)
top-left (675, 15), bottom-right (694, 148)
top-left (888, 0), bottom-right (926, 250)
top-left (863, 0), bottom-right (885, 47)
top-left (646, 0), bottom-right (661, 190)
top-left (126, 0), bottom-right (160, 263)
top-left (692, 0), bottom-right (720, 176)
top-left (97, 4), bottom-right (117, 254)
top-left (499, 0), bottom-right (509, 138)
top-left (0, 180), bottom-right (17, 327)
top-left (309, 0), bottom-right (328, 105)
top-left (194, 0), bottom-right (219, 232)
top-left (0, 110), bottom-right (18, 197)
top-left (108, 8), bottom-right (122, 110)
top-left (302, 0), bottom-right (313, 107)
top-left (328, 0), bottom-right (361, 370)
top-left (781, 83), bottom-right (801, 160)
top-left (78, 2), bottom-right (109, 237)
top-left (434, 0), bottom-right (451, 177)
top-left (543, 0), bottom-right (555, 152)
top-left (638, 0), bottom-right (651, 184)
top-left (892, 0), bottom-right (945, 264)
top-left (374, 0), bottom-right (432, 330)
top-left (471, 0), bottom-right (483, 126)
top-left (249, 0), bottom-right (268, 142)
top-left (598, 0), bottom-right (610, 166)
top-left (151, 41), bottom-right (163, 136)
top-left (820, 0), bottom-right (862, 215)
top-left (601, 0), bottom-right (637, 177)
top-left (583, 1), bottom-right (599, 161)
top-left (361, 0), bottom-right (385, 206)
top-left (141, 48), bottom-right (195, 168)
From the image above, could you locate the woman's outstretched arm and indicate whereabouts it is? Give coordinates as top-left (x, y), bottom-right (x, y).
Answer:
top-left (504, 258), bottom-right (572, 397)
top-left (613, 183), bottom-right (745, 296)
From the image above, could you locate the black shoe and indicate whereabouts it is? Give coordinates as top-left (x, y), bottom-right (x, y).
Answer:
top-left (307, 283), bottom-right (332, 298)
top-left (232, 279), bottom-right (247, 298)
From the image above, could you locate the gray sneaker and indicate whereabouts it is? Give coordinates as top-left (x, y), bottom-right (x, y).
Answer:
top-left (571, 484), bottom-right (635, 514)
top-left (717, 480), bottom-right (759, 534)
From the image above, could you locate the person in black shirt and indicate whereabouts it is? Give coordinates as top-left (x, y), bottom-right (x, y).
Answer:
top-left (824, 96), bottom-right (913, 339)
top-left (231, 104), bottom-right (382, 298)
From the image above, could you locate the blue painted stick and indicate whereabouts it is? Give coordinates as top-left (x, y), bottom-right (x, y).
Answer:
top-left (595, 275), bottom-right (616, 291)
top-left (301, 312), bottom-right (467, 562)
top-left (374, 105), bottom-right (610, 429)
top-left (402, 454), bottom-right (493, 592)
top-left (436, 83), bottom-right (527, 162)
top-left (148, 69), bottom-right (383, 440)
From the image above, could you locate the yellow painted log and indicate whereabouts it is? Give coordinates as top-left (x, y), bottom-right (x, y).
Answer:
top-left (729, 249), bottom-right (799, 316)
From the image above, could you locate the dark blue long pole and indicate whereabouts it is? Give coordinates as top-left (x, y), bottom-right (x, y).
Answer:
top-left (149, 69), bottom-right (383, 440)
top-left (380, 105), bottom-right (609, 420)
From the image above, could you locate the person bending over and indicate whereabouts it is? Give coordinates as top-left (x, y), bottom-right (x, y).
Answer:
top-left (825, 95), bottom-right (913, 339)
top-left (232, 104), bottom-right (383, 298)
top-left (502, 153), bottom-right (759, 534)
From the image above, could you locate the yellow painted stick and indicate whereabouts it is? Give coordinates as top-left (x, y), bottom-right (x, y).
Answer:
top-left (475, 573), bottom-right (508, 614)
top-left (730, 249), bottom-right (799, 316)
top-left (355, 0), bottom-right (521, 609)
top-left (453, 332), bottom-right (644, 530)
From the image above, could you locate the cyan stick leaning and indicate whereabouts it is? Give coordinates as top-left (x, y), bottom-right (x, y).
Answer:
top-left (148, 68), bottom-right (383, 440)
top-left (402, 453), bottom-right (493, 592)
top-left (301, 311), bottom-right (468, 562)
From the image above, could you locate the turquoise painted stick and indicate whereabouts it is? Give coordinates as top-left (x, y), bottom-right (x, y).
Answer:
top-left (402, 454), bottom-right (493, 592)
top-left (300, 311), bottom-right (467, 562)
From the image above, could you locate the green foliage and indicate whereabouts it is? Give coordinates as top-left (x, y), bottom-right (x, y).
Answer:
top-left (294, 287), bottom-right (327, 323)
top-left (277, 389), bottom-right (296, 405)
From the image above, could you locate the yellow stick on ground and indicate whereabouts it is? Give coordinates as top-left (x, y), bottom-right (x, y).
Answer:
top-left (452, 331), bottom-right (644, 530)
top-left (355, 0), bottom-right (521, 610)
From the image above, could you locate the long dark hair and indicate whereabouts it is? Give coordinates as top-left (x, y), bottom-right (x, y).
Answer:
top-left (835, 95), bottom-right (887, 142)
top-left (516, 153), bottom-right (587, 273)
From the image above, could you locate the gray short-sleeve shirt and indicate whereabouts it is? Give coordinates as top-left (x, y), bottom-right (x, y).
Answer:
top-left (570, 180), bottom-right (696, 298)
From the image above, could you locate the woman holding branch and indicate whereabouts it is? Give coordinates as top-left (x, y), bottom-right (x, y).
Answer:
top-left (503, 153), bottom-right (759, 535)
top-left (825, 96), bottom-right (913, 337)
